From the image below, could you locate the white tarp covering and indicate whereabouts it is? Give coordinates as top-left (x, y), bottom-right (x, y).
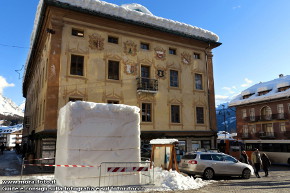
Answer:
top-left (54, 101), bottom-right (140, 186)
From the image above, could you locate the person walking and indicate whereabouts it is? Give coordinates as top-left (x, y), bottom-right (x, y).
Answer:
top-left (251, 148), bottom-right (262, 178)
top-left (240, 150), bottom-right (250, 164)
top-left (0, 143), bottom-right (5, 155)
top-left (261, 153), bottom-right (271, 177)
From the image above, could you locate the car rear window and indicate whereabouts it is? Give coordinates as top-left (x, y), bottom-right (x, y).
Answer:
top-left (212, 154), bottom-right (224, 161)
top-left (200, 154), bottom-right (212, 160)
top-left (182, 154), bottom-right (197, 159)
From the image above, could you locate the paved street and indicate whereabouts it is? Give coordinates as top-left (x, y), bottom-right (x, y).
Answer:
top-left (0, 151), bottom-right (289, 192)
top-left (170, 165), bottom-right (290, 193)
top-left (0, 150), bottom-right (21, 176)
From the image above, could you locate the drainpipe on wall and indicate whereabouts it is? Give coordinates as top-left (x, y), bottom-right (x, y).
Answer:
top-left (204, 42), bottom-right (217, 148)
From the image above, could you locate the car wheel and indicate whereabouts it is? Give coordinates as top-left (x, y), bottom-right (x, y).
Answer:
top-left (242, 168), bottom-right (251, 179)
top-left (203, 168), bottom-right (214, 180)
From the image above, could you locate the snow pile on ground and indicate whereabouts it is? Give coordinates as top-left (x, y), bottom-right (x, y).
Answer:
top-left (55, 102), bottom-right (141, 187)
top-left (14, 168), bottom-right (213, 193)
top-left (151, 167), bottom-right (213, 191)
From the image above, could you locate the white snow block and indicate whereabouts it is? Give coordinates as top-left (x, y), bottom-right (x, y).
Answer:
top-left (55, 102), bottom-right (141, 186)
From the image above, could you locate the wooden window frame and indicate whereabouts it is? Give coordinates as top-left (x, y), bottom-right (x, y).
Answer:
top-left (108, 60), bottom-right (120, 80)
top-left (141, 103), bottom-right (152, 122)
top-left (194, 53), bottom-right (201, 59)
top-left (108, 36), bottom-right (119, 44)
top-left (70, 54), bottom-right (85, 76)
top-left (72, 28), bottom-right (84, 37)
top-left (196, 107), bottom-right (205, 124)
top-left (170, 70), bottom-right (179, 88)
top-left (171, 105), bottom-right (181, 123)
top-left (107, 100), bottom-right (119, 104)
top-left (169, 48), bottom-right (177, 55)
top-left (194, 73), bottom-right (203, 90)
top-left (140, 42), bottom-right (150, 50)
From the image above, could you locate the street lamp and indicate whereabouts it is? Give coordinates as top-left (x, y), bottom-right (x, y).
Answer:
top-left (218, 105), bottom-right (231, 139)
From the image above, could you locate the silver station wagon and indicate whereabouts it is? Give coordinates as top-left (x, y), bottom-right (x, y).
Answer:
top-left (179, 151), bottom-right (253, 180)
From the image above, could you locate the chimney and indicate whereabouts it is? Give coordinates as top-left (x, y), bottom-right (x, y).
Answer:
top-left (279, 74), bottom-right (284, 78)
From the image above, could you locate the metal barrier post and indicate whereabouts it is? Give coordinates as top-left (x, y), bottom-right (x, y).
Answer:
top-left (20, 157), bottom-right (25, 180)
top-left (100, 161), bottom-right (154, 186)
top-left (99, 163), bottom-right (102, 188)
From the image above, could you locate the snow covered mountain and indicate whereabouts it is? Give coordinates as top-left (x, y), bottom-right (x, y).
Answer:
top-left (0, 94), bottom-right (24, 117)
top-left (216, 102), bottom-right (236, 133)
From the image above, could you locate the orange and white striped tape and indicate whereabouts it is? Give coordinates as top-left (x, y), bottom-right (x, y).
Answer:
top-left (24, 164), bottom-right (97, 168)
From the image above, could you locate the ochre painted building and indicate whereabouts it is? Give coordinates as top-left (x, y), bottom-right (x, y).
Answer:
top-left (23, 0), bottom-right (221, 159)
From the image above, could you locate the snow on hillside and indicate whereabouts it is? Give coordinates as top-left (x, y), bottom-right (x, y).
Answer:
top-left (216, 102), bottom-right (236, 132)
top-left (0, 94), bottom-right (24, 117)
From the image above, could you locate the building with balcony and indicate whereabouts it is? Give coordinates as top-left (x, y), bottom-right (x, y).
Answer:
top-left (22, 0), bottom-right (221, 159)
top-left (229, 75), bottom-right (290, 140)
top-left (0, 124), bottom-right (23, 150)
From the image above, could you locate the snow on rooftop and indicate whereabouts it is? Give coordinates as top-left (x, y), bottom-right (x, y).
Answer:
top-left (150, 138), bottom-right (178, 144)
top-left (24, 0), bottom-right (219, 81)
top-left (0, 124), bottom-right (23, 134)
top-left (121, 3), bottom-right (153, 15)
top-left (229, 75), bottom-right (290, 106)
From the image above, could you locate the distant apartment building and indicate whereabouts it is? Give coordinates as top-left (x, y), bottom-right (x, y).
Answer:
top-left (0, 124), bottom-right (23, 149)
top-left (229, 75), bottom-right (290, 140)
top-left (22, 0), bottom-right (221, 159)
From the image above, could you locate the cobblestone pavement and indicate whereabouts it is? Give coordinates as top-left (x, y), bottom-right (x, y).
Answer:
top-left (165, 165), bottom-right (290, 193)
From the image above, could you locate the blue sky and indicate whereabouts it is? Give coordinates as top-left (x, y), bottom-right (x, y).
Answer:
top-left (1, 0), bottom-right (290, 106)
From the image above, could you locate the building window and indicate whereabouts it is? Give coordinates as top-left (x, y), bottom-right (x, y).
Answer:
top-left (258, 90), bottom-right (272, 96)
top-left (280, 122), bottom-right (286, 132)
top-left (171, 105), bottom-right (180, 123)
top-left (142, 103), bottom-right (152, 122)
top-left (242, 125), bottom-right (249, 138)
top-left (108, 36), bottom-right (118, 44)
top-left (195, 74), bottom-right (203, 90)
top-left (72, 29), bottom-right (84, 37)
top-left (169, 48), bottom-right (176, 55)
top-left (250, 108), bottom-right (255, 121)
top-left (70, 55), bottom-right (84, 76)
top-left (249, 125), bottom-right (256, 134)
top-left (170, 70), bottom-right (179, 87)
top-left (277, 104), bottom-right (284, 119)
top-left (243, 93), bottom-right (254, 99)
top-left (69, 97), bottom-right (83, 102)
top-left (261, 106), bottom-right (272, 120)
top-left (194, 53), bottom-right (200, 59)
top-left (191, 141), bottom-right (200, 151)
top-left (108, 60), bottom-right (119, 80)
top-left (107, 100), bottom-right (119, 104)
top-left (140, 42), bottom-right (149, 50)
top-left (201, 140), bottom-right (211, 150)
top-left (278, 86), bottom-right (290, 92)
top-left (196, 107), bottom-right (204, 124)
top-left (242, 109), bottom-right (247, 120)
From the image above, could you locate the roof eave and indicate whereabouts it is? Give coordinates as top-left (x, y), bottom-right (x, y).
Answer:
top-left (23, 0), bottom-right (221, 96)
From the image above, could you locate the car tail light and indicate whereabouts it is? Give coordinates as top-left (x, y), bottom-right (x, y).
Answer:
top-left (188, 160), bottom-right (197, 164)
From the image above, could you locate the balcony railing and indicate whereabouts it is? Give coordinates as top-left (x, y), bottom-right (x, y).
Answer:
top-left (243, 113), bottom-right (288, 122)
top-left (258, 132), bottom-right (276, 139)
top-left (241, 133), bottom-right (252, 139)
top-left (136, 77), bottom-right (158, 94)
